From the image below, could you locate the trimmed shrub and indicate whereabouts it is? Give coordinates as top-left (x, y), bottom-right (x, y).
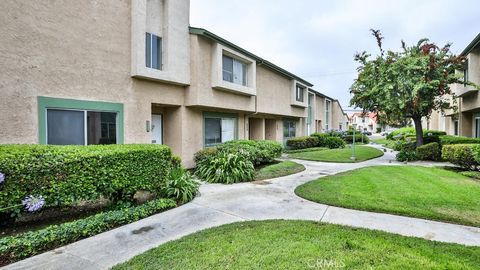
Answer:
top-left (161, 168), bottom-right (199, 204)
top-left (459, 171), bottom-right (480, 180)
top-left (442, 144), bottom-right (478, 170)
top-left (416, 142), bottom-right (441, 161)
top-left (0, 144), bottom-right (176, 217)
top-left (387, 127), bottom-right (446, 140)
top-left (396, 150), bottom-right (418, 162)
top-left (440, 135), bottom-right (480, 145)
top-left (393, 141), bottom-right (416, 152)
top-left (343, 134), bottom-right (369, 144)
top-left (220, 140), bottom-right (282, 165)
top-left (325, 130), bottom-right (343, 137)
top-left (195, 151), bottom-right (255, 184)
top-left (0, 198), bottom-right (176, 265)
top-left (325, 137), bottom-right (346, 149)
top-left (193, 147), bottom-right (219, 164)
top-left (286, 136), bottom-right (319, 150)
top-left (311, 133), bottom-right (330, 147)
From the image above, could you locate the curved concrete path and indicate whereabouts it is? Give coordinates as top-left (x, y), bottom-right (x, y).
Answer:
top-left (4, 145), bottom-right (480, 270)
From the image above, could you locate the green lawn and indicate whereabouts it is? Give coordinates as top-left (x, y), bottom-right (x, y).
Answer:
top-left (283, 147), bottom-right (328, 154)
top-left (288, 145), bottom-right (384, 163)
top-left (371, 137), bottom-right (396, 149)
top-left (113, 220), bottom-right (480, 270)
top-left (253, 161), bottom-right (305, 181)
top-left (296, 166), bottom-right (480, 227)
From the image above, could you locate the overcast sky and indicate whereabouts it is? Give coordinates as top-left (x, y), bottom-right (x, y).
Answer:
top-left (190, 0), bottom-right (479, 109)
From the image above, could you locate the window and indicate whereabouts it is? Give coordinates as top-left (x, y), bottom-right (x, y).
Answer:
top-left (204, 116), bottom-right (236, 147)
top-left (454, 120), bottom-right (459, 136)
top-left (283, 120), bottom-right (296, 139)
top-left (463, 61), bottom-right (469, 86)
top-left (47, 109), bottom-right (117, 145)
top-left (146, 32), bottom-right (162, 70)
top-left (339, 124), bottom-right (343, 130)
top-left (325, 100), bottom-right (331, 130)
top-left (295, 85), bottom-right (305, 102)
top-left (222, 55), bottom-right (247, 86)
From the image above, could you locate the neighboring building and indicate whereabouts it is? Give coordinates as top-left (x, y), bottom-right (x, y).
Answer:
top-left (428, 33), bottom-right (480, 137)
top-left (0, 0), bottom-right (347, 167)
top-left (349, 112), bottom-right (375, 132)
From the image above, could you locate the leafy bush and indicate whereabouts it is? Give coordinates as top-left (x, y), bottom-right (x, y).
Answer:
top-left (286, 136), bottom-right (319, 150)
top-left (193, 147), bottom-right (218, 164)
top-left (393, 141), bottom-right (416, 152)
top-left (440, 135), bottom-right (480, 145)
top-left (219, 140), bottom-right (282, 166)
top-left (0, 144), bottom-right (176, 217)
top-left (195, 151), bottom-right (255, 184)
top-left (0, 198), bottom-right (176, 265)
top-left (325, 130), bottom-right (344, 137)
top-left (442, 144), bottom-right (478, 170)
top-left (416, 142), bottom-right (442, 161)
top-left (162, 168), bottom-right (199, 204)
top-left (311, 133), bottom-right (330, 147)
top-left (396, 150), bottom-right (418, 162)
top-left (343, 134), bottom-right (370, 144)
top-left (325, 137), bottom-right (346, 149)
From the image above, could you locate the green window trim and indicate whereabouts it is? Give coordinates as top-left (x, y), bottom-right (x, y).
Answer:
top-left (203, 112), bottom-right (238, 148)
top-left (37, 96), bottom-right (124, 144)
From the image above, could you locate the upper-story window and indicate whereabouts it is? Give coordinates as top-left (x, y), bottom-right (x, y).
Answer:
top-left (222, 55), bottom-right (247, 86)
top-left (463, 62), bottom-right (469, 86)
top-left (146, 32), bottom-right (162, 70)
top-left (295, 85), bottom-right (305, 102)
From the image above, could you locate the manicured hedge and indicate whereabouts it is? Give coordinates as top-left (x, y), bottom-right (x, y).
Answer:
top-left (343, 134), bottom-right (369, 144)
top-left (0, 198), bottom-right (176, 266)
top-left (387, 127), bottom-right (446, 140)
top-left (416, 142), bottom-right (442, 161)
top-left (286, 136), bottom-right (319, 150)
top-left (442, 144), bottom-right (478, 170)
top-left (220, 140), bottom-right (282, 165)
top-left (0, 144), bottom-right (177, 217)
top-left (310, 133), bottom-right (345, 149)
top-left (440, 135), bottom-right (480, 145)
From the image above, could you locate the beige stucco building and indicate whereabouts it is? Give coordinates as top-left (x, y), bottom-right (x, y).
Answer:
top-left (0, 0), bottom-right (348, 167)
top-left (426, 33), bottom-right (480, 137)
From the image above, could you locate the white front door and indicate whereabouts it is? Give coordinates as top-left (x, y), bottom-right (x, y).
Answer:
top-left (152, 114), bottom-right (162, 144)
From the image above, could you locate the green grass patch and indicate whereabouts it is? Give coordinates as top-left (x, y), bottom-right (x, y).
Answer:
top-left (371, 138), bottom-right (396, 149)
top-left (253, 161), bottom-right (305, 181)
top-left (283, 147), bottom-right (328, 154)
top-left (113, 220), bottom-right (480, 270)
top-left (296, 166), bottom-right (480, 227)
top-left (288, 145), bottom-right (384, 163)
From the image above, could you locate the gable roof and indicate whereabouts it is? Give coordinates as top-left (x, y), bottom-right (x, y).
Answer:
top-left (189, 27), bottom-right (313, 87)
top-left (461, 33), bottom-right (480, 56)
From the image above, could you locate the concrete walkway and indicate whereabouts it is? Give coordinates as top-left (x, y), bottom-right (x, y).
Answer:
top-left (4, 145), bottom-right (480, 270)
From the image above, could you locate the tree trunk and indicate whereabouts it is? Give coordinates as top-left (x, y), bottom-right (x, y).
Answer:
top-left (412, 117), bottom-right (424, 147)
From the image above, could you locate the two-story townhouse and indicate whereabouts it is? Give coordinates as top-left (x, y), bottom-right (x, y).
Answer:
top-left (0, 0), bottom-right (346, 167)
top-left (427, 33), bottom-right (480, 137)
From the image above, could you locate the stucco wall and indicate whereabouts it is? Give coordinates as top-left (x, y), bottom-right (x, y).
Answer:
top-left (0, 0), bottom-right (185, 145)
top-left (256, 66), bottom-right (307, 118)
top-left (186, 35), bottom-right (255, 112)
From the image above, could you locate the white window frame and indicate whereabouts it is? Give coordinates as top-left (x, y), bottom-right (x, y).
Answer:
top-left (146, 32), bottom-right (162, 70)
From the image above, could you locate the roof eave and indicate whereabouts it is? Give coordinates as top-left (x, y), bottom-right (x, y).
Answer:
top-left (189, 27), bottom-right (313, 87)
top-left (460, 33), bottom-right (480, 57)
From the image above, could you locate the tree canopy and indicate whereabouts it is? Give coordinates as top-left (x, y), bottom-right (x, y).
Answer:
top-left (350, 30), bottom-right (466, 145)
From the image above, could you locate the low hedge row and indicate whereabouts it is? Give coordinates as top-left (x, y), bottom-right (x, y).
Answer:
top-left (286, 133), bottom-right (346, 150)
top-left (387, 127), bottom-right (446, 140)
top-left (343, 134), bottom-right (369, 144)
top-left (0, 145), bottom-right (177, 217)
top-left (286, 136), bottom-right (319, 150)
top-left (0, 198), bottom-right (176, 266)
top-left (440, 135), bottom-right (480, 145)
top-left (442, 144), bottom-right (479, 170)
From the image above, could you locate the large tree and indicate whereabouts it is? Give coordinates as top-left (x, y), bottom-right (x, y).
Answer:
top-left (350, 30), bottom-right (466, 146)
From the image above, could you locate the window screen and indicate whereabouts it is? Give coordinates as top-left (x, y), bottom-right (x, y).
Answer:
top-left (47, 109), bottom-right (85, 145)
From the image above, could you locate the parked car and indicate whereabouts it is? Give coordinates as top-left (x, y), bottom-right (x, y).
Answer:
top-left (362, 131), bottom-right (372, 136)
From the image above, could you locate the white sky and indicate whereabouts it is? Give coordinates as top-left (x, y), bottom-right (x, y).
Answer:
top-left (190, 0), bottom-right (480, 109)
